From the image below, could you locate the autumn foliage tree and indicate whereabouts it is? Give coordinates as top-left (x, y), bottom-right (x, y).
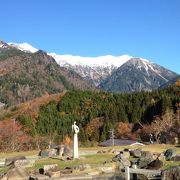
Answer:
top-left (85, 117), bottom-right (104, 141)
top-left (151, 109), bottom-right (180, 144)
top-left (116, 122), bottom-right (133, 139)
top-left (0, 119), bottom-right (31, 152)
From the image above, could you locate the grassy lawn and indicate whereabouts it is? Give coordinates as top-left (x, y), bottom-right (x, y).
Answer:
top-left (0, 144), bottom-right (179, 174)
top-left (0, 150), bottom-right (39, 159)
top-left (80, 144), bottom-right (180, 153)
top-left (0, 144), bottom-right (179, 159)
top-left (34, 153), bottom-right (114, 170)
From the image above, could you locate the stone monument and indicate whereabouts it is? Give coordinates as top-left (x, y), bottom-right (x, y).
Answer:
top-left (72, 121), bottom-right (79, 158)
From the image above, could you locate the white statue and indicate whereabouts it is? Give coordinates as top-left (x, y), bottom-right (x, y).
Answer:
top-left (72, 121), bottom-right (79, 158)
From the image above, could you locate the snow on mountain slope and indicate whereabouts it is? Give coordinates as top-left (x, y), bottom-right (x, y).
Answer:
top-left (49, 53), bottom-right (132, 67)
top-left (6, 42), bottom-right (177, 90)
top-left (49, 53), bottom-right (132, 85)
top-left (99, 58), bottom-right (177, 92)
top-left (8, 42), bottom-right (38, 53)
top-left (0, 40), bottom-right (9, 48)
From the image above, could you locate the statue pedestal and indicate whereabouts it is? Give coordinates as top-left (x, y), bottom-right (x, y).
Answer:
top-left (73, 133), bottom-right (78, 158)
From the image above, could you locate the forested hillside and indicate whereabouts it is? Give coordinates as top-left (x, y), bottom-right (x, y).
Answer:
top-left (8, 84), bottom-right (177, 148)
top-left (0, 47), bottom-right (94, 106)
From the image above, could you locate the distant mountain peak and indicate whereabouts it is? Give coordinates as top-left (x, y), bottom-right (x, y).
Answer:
top-left (49, 53), bottom-right (133, 68)
top-left (8, 42), bottom-right (38, 53)
top-left (0, 40), bottom-right (9, 48)
top-left (99, 58), bottom-right (177, 92)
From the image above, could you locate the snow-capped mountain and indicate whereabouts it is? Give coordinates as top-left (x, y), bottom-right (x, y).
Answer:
top-left (49, 53), bottom-right (132, 86)
top-left (0, 40), bottom-right (9, 48)
top-left (5, 41), bottom-right (178, 91)
top-left (7, 42), bottom-right (133, 86)
top-left (99, 58), bottom-right (177, 92)
top-left (8, 42), bottom-right (38, 53)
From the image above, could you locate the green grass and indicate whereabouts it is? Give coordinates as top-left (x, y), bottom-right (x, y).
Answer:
top-left (0, 150), bottom-right (38, 159)
top-left (0, 144), bottom-right (179, 159)
top-left (163, 161), bottom-right (180, 170)
top-left (80, 144), bottom-right (180, 153)
top-left (34, 153), bottom-right (114, 170)
top-left (0, 144), bottom-right (179, 174)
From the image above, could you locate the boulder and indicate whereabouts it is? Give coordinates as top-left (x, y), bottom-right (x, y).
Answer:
top-left (130, 149), bottom-right (141, 158)
top-left (73, 164), bottom-right (91, 173)
top-left (158, 153), bottom-right (166, 162)
top-left (100, 166), bottom-right (116, 173)
top-left (146, 159), bottom-right (163, 170)
top-left (141, 151), bottom-right (153, 159)
top-left (38, 150), bottom-right (49, 158)
top-left (63, 145), bottom-right (71, 156)
top-left (45, 170), bottom-right (61, 178)
top-left (171, 154), bottom-right (180, 161)
top-left (5, 156), bottom-right (26, 166)
top-left (59, 145), bottom-right (64, 157)
top-left (121, 159), bottom-right (131, 167)
top-left (123, 151), bottom-right (130, 159)
top-left (163, 166), bottom-right (180, 180)
top-left (1, 167), bottom-right (29, 180)
top-left (29, 174), bottom-right (50, 180)
top-left (48, 148), bottom-right (57, 157)
top-left (137, 156), bottom-right (154, 169)
top-left (60, 167), bottom-right (73, 174)
top-left (14, 159), bottom-right (35, 168)
top-left (112, 152), bottom-right (125, 162)
top-left (43, 164), bottom-right (58, 172)
top-left (164, 149), bottom-right (176, 161)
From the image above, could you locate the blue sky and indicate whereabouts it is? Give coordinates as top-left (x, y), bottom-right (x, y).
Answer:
top-left (1, 0), bottom-right (180, 73)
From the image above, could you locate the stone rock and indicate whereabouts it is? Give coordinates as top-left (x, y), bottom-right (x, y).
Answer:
top-left (5, 156), bottom-right (26, 166)
top-left (60, 167), bottom-right (73, 174)
top-left (123, 151), bottom-right (130, 159)
top-left (152, 152), bottom-right (159, 160)
top-left (130, 159), bottom-right (138, 167)
top-left (146, 159), bottom-right (163, 170)
top-left (63, 145), bottom-right (71, 156)
top-left (112, 153), bottom-right (125, 162)
top-left (72, 164), bottom-right (91, 173)
top-left (79, 164), bottom-right (91, 170)
top-left (137, 156), bottom-right (154, 169)
top-left (100, 166), bottom-right (115, 173)
top-left (48, 148), bottom-right (57, 157)
top-left (2, 167), bottom-right (29, 180)
top-left (14, 159), bottom-right (35, 168)
top-left (171, 154), bottom-right (180, 161)
top-left (121, 159), bottom-right (131, 167)
top-left (38, 150), bottom-right (49, 158)
top-left (117, 159), bottom-right (131, 170)
top-left (45, 170), bottom-right (61, 178)
top-left (87, 171), bottom-right (100, 176)
top-left (43, 164), bottom-right (58, 172)
top-left (164, 149), bottom-right (176, 161)
top-left (163, 166), bottom-right (180, 180)
top-left (141, 151), bottom-right (153, 159)
top-left (29, 174), bottom-right (50, 180)
top-left (130, 149), bottom-right (141, 158)
top-left (59, 145), bottom-right (64, 157)
top-left (158, 153), bottom-right (166, 162)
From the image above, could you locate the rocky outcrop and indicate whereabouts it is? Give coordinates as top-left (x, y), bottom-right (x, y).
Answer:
top-left (163, 166), bottom-right (180, 180)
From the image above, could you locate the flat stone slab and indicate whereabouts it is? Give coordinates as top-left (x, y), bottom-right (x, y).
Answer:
top-left (129, 168), bottom-right (161, 176)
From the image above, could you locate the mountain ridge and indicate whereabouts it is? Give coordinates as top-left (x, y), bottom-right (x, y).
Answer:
top-left (0, 43), bottom-right (94, 106)
top-left (99, 58), bottom-right (177, 92)
top-left (4, 41), bottom-right (178, 91)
